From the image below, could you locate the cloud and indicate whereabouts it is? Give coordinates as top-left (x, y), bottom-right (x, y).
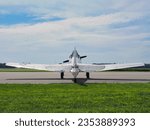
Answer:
top-left (0, 12), bottom-right (149, 49)
top-left (0, 0), bottom-right (150, 63)
top-left (0, 0), bottom-right (149, 19)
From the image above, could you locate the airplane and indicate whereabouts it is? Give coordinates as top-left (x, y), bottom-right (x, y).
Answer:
top-left (6, 48), bottom-right (144, 82)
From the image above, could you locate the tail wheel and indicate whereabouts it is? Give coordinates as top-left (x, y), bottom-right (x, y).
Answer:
top-left (61, 72), bottom-right (64, 79)
top-left (74, 78), bottom-right (77, 83)
top-left (86, 72), bottom-right (90, 79)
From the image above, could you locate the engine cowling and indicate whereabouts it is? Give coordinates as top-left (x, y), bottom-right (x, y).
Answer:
top-left (70, 68), bottom-right (79, 78)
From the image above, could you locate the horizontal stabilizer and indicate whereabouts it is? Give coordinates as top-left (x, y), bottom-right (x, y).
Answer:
top-left (63, 60), bottom-right (69, 63)
top-left (80, 56), bottom-right (87, 59)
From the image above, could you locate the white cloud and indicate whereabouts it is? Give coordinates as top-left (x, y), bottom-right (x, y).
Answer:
top-left (0, 0), bottom-right (150, 63)
top-left (0, 12), bottom-right (148, 49)
top-left (0, 0), bottom-right (149, 19)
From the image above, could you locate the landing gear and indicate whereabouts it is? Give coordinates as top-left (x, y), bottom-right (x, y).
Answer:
top-left (60, 72), bottom-right (64, 79)
top-left (86, 72), bottom-right (90, 79)
top-left (74, 78), bottom-right (77, 83)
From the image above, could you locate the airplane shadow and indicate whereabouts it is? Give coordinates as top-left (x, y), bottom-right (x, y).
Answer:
top-left (7, 78), bottom-right (88, 85)
top-left (7, 78), bottom-right (150, 85)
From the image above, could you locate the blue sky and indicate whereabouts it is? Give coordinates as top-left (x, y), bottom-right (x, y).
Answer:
top-left (0, 0), bottom-right (150, 64)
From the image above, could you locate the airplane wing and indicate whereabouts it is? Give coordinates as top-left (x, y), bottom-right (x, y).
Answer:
top-left (6, 63), bottom-right (72, 72)
top-left (78, 63), bottom-right (144, 72)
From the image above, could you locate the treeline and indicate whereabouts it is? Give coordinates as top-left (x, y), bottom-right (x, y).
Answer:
top-left (139, 64), bottom-right (150, 68)
top-left (0, 63), bottom-right (14, 68)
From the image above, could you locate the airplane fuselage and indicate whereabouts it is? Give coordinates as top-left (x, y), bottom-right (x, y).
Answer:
top-left (69, 49), bottom-right (80, 78)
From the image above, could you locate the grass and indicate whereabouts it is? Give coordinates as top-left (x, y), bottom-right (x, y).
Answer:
top-left (0, 83), bottom-right (150, 113)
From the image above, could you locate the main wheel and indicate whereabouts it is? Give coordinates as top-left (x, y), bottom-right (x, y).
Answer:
top-left (60, 72), bottom-right (64, 79)
top-left (86, 72), bottom-right (90, 79)
top-left (74, 78), bottom-right (77, 83)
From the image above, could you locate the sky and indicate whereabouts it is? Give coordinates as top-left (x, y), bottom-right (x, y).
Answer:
top-left (0, 0), bottom-right (150, 64)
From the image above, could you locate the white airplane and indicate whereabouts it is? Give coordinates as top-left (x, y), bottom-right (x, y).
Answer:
top-left (6, 48), bottom-right (144, 82)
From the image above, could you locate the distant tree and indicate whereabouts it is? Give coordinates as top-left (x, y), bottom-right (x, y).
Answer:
top-left (0, 63), bottom-right (14, 68)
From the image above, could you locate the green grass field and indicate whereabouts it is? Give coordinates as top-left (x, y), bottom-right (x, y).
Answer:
top-left (0, 83), bottom-right (150, 113)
